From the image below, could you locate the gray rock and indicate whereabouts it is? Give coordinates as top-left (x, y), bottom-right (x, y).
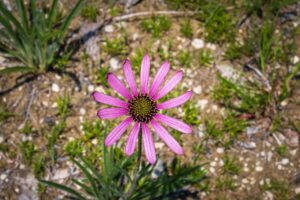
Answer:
top-left (151, 159), bottom-right (165, 179)
top-left (216, 63), bottom-right (238, 80)
top-left (284, 129), bottom-right (299, 148)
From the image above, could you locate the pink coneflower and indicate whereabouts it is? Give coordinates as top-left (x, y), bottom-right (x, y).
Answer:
top-left (92, 54), bottom-right (192, 164)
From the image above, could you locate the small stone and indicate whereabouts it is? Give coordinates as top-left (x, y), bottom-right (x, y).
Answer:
top-left (191, 38), bottom-right (204, 49)
top-left (219, 160), bottom-right (224, 166)
top-left (14, 187), bottom-right (20, 193)
top-left (151, 159), bottom-right (164, 179)
top-left (281, 158), bottom-right (289, 165)
top-left (91, 138), bottom-right (98, 145)
top-left (79, 108), bottom-right (86, 115)
top-left (206, 43), bottom-right (217, 50)
top-left (132, 33), bottom-right (139, 41)
top-left (284, 129), bottom-right (299, 148)
top-left (0, 136), bottom-right (4, 143)
top-left (292, 56), bottom-right (299, 64)
top-left (246, 126), bottom-right (260, 135)
top-left (209, 167), bottom-right (215, 173)
top-left (109, 58), bottom-right (120, 70)
top-left (0, 174), bottom-right (7, 180)
top-left (197, 99), bottom-right (208, 110)
top-left (210, 161), bottom-right (217, 167)
top-left (0, 55), bottom-right (5, 64)
top-left (86, 38), bottom-right (101, 62)
top-left (267, 152), bottom-right (273, 162)
top-left (263, 191), bottom-right (274, 200)
top-left (242, 178), bottom-right (249, 184)
top-left (53, 169), bottom-right (70, 180)
top-left (216, 63), bottom-right (238, 80)
top-left (88, 85), bottom-right (94, 92)
top-left (52, 102), bottom-right (58, 108)
top-left (295, 187), bottom-right (300, 194)
top-left (193, 85), bottom-right (202, 94)
top-left (277, 164), bottom-right (283, 170)
top-left (243, 167), bottom-right (249, 172)
top-left (256, 166), bottom-right (263, 172)
top-left (240, 141), bottom-right (256, 150)
top-left (104, 25), bottom-right (114, 33)
top-left (51, 83), bottom-right (60, 92)
top-left (216, 148), bottom-right (224, 154)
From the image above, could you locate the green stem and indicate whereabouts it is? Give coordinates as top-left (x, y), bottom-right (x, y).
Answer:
top-left (123, 129), bottom-right (142, 200)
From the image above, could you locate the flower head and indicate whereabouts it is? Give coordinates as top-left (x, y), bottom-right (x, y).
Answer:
top-left (92, 54), bottom-right (192, 164)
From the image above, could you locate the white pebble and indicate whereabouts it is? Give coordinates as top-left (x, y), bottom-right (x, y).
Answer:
top-left (191, 38), bottom-right (205, 49)
top-left (197, 99), bottom-right (208, 110)
top-left (216, 148), bottom-right (224, 154)
top-left (243, 167), bottom-right (249, 172)
top-left (51, 83), bottom-right (60, 92)
top-left (255, 166), bottom-right (263, 172)
top-left (109, 58), bottom-right (120, 70)
top-left (293, 56), bottom-right (299, 64)
top-left (92, 138), bottom-right (98, 145)
top-left (104, 25), bottom-right (114, 33)
top-left (281, 158), bottom-right (289, 165)
top-left (0, 174), bottom-right (7, 180)
top-left (295, 187), bottom-right (300, 194)
top-left (193, 85), bottom-right (202, 94)
top-left (0, 136), bottom-right (4, 143)
top-left (219, 160), bottom-right (224, 167)
top-left (242, 178), bottom-right (249, 184)
top-left (210, 161), bottom-right (217, 167)
top-left (88, 85), bottom-right (95, 92)
top-left (209, 167), bottom-right (215, 173)
top-left (80, 108), bottom-right (86, 115)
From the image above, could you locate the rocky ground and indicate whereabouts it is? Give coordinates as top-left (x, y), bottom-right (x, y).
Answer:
top-left (0, 0), bottom-right (300, 199)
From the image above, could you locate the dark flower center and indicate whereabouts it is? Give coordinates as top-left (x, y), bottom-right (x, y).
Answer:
top-left (128, 94), bottom-right (158, 123)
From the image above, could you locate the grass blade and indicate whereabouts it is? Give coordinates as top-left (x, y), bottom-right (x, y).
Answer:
top-left (39, 179), bottom-right (86, 200)
top-left (0, 66), bottom-right (34, 74)
top-left (16, 0), bottom-right (29, 32)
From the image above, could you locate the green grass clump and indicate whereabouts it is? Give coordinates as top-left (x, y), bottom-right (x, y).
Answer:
top-left (213, 76), bottom-right (269, 114)
top-left (223, 155), bottom-right (240, 175)
top-left (180, 19), bottom-right (193, 38)
top-left (183, 101), bottom-right (201, 126)
top-left (0, 0), bottom-right (84, 74)
top-left (32, 155), bottom-right (46, 177)
top-left (57, 94), bottom-right (71, 118)
top-left (103, 37), bottom-right (129, 56)
top-left (81, 5), bottom-right (98, 21)
top-left (216, 176), bottom-right (236, 190)
top-left (260, 179), bottom-right (290, 200)
top-left (20, 141), bottom-right (36, 164)
top-left (198, 49), bottom-right (213, 67)
top-left (178, 50), bottom-right (192, 68)
top-left (140, 16), bottom-right (171, 38)
top-left (96, 67), bottom-right (109, 87)
top-left (64, 139), bottom-right (83, 157)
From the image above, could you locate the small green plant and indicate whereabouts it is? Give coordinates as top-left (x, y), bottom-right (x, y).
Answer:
top-left (178, 50), bottom-right (192, 68)
top-left (140, 16), bottom-right (171, 38)
top-left (223, 155), bottom-right (240, 175)
top-left (198, 49), bottom-right (213, 67)
top-left (20, 141), bottom-right (36, 164)
top-left (183, 101), bottom-right (201, 126)
top-left (57, 93), bottom-right (71, 118)
top-left (276, 144), bottom-right (287, 157)
top-left (96, 67), bottom-right (109, 87)
top-left (180, 19), bottom-right (193, 38)
top-left (260, 178), bottom-right (290, 200)
top-left (32, 155), bottom-right (45, 177)
top-left (0, 0), bottom-right (84, 74)
top-left (64, 139), bottom-right (83, 157)
top-left (47, 122), bottom-right (66, 162)
top-left (216, 176), bottom-right (236, 190)
top-left (0, 104), bottom-right (13, 122)
top-left (103, 37), bottom-right (129, 56)
top-left (204, 119), bottom-right (224, 140)
top-left (81, 5), bottom-right (98, 22)
top-left (20, 122), bottom-right (36, 135)
top-left (224, 42), bottom-right (245, 61)
top-left (130, 48), bottom-right (147, 73)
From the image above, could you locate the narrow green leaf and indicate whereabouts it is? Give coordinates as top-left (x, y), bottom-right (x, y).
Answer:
top-left (16, 0), bottom-right (29, 32)
top-left (39, 179), bottom-right (86, 200)
top-left (0, 66), bottom-right (34, 74)
top-left (47, 0), bottom-right (59, 27)
top-left (57, 0), bottom-right (84, 42)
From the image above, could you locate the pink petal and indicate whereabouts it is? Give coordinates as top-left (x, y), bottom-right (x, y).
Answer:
top-left (154, 114), bottom-right (192, 134)
top-left (105, 117), bottom-right (132, 146)
top-left (97, 107), bottom-right (128, 119)
top-left (125, 122), bottom-right (140, 156)
top-left (149, 61), bottom-right (170, 97)
top-left (123, 59), bottom-right (138, 97)
top-left (140, 54), bottom-right (150, 94)
top-left (107, 73), bottom-right (132, 100)
top-left (142, 123), bottom-right (156, 164)
top-left (150, 120), bottom-right (183, 155)
top-left (92, 91), bottom-right (128, 108)
top-left (157, 91), bottom-right (192, 110)
top-left (152, 71), bottom-right (183, 100)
